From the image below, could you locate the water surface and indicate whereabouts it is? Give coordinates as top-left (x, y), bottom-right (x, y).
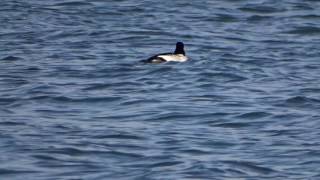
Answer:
top-left (1, 0), bottom-right (320, 179)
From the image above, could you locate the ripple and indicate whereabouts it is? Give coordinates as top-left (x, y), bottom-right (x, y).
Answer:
top-left (52, 1), bottom-right (93, 7)
top-left (285, 26), bottom-right (320, 35)
top-left (246, 15), bottom-right (273, 22)
top-left (222, 160), bottom-right (277, 175)
top-left (91, 134), bottom-right (145, 140)
top-left (197, 72), bottom-right (248, 83)
top-left (149, 161), bottom-right (183, 168)
top-left (237, 111), bottom-right (271, 119)
top-left (0, 97), bottom-right (17, 105)
top-left (239, 5), bottom-right (286, 13)
top-left (29, 96), bottom-right (122, 103)
top-left (0, 121), bottom-right (26, 126)
top-left (1, 0), bottom-right (320, 179)
top-left (208, 13), bottom-right (239, 22)
top-left (121, 99), bottom-right (161, 106)
top-left (0, 168), bottom-right (38, 175)
top-left (1, 55), bottom-right (21, 61)
top-left (285, 96), bottom-right (320, 105)
top-left (213, 122), bottom-right (252, 128)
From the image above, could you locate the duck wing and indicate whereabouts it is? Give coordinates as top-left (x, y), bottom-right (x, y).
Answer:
top-left (142, 53), bottom-right (172, 63)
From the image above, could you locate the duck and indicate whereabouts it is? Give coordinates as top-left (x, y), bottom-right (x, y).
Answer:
top-left (143, 42), bottom-right (188, 63)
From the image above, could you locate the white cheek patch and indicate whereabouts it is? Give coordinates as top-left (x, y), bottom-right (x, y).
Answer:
top-left (157, 54), bottom-right (188, 62)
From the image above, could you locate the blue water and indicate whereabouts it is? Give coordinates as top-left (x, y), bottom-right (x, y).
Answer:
top-left (1, 0), bottom-right (320, 179)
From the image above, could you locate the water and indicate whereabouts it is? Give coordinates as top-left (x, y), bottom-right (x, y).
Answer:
top-left (1, 0), bottom-right (320, 179)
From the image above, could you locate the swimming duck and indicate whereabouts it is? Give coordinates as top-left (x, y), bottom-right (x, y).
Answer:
top-left (143, 42), bottom-right (188, 63)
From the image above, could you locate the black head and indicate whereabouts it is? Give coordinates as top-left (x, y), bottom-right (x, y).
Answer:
top-left (174, 42), bottom-right (185, 55)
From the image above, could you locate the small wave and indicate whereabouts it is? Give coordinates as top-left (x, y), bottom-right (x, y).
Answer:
top-left (106, 150), bottom-right (145, 159)
top-left (198, 72), bottom-right (248, 83)
top-left (291, 3), bottom-right (314, 10)
top-left (213, 122), bottom-right (251, 128)
top-left (0, 97), bottom-right (17, 105)
top-left (246, 15), bottom-right (272, 22)
top-left (179, 148), bottom-right (211, 155)
top-left (0, 168), bottom-right (38, 175)
top-left (285, 26), bottom-right (320, 35)
top-left (1, 56), bottom-right (21, 61)
top-left (32, 154), bottom-right (61, 161)
top-left (239, 5), bottom-right (286, 13)
top-left (52, 1), bottom-right (93, 7)
top-left (152, 112), bottom-right (223, 121)
top-left (91, 134), bottom-right (145, 140)
top-left (188, 95), bottom-right (224, 102)
top-left (149, 161), bottom-right (184, 169)
top-left (294, 14), bottom-right (320, 19)
top-left (236, 111), bottom-right (271, 119)
top-left (0, 121), bottom-right (26, 126)
top-left (285, 96), bottom-right (320, 104)
top-left (222, 160), bottom-right (277, 175)
top-left (28, 95), bottom-right (122, 103)
top-left (206, 13), bottom-right (239, 22)
top-left (43, 147), bottom-right (106, 156)
top-left (121, 99), bottom-right (161, 106)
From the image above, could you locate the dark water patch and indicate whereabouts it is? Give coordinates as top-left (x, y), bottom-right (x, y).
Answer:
top-left (300, 88), bottom-right (320, 93)
top-left (188, 95), bottom-right (226, 102)
top-left (149, 161), bottom-right (183, 168)
top-left (179, 148), bottom-right (211, 155)
top-left (0, 168), bottom-right (39, 175)
top-left (299, 160), bottom-right (320, 166)
top-left (271, 113), bottom-right (306, 121)
top-left (291, 3), bottom-right (314, 10)
top-left (293, 14), bottom-right (320, 19)
top-left (260, 39), bottom-right (296, 45)
top-left (236, 111), bottom-right (271, 120)
top-left (246, 15), bottom-right (273, 22)
top-left (32, 154), bottom-right (61, 161)
top-left (91, 134), bottom-right (145, 140)
top-left (222, 160), bottom-right (277, 175)
top-left (239, 5), bottom-right (286, 14)
top-left (224, 168), bottom-right (247, 176)
top-left (152, 112), bottom-right (224, 122)
top-left (28, 95), bottom-right (122, 103)
top-left (285, 26), bottom-right (320, 35)
top-left (1, 56), bottom-right (21, 61)
top-left (82, 83), bottom-right (115, 91)
top-left (182, 162), bottom-right (223, 178)
top-left (213, 122), bottom-right (251, 128)
top-left (26, 66), bottom-right (41, 71)
top-left (41, 147), bottom-right (108, 156)
top-left (51, 1), bottom-right (93, 7)
top-left (105, 150), bottom-right (145, 159)
top-left (98, 113), bottom-right (151, 120)
top-left (224, 36), bottom-right (251, 42)
top-left (207, 13), bottom-right (240, 22)
top-left (38, 161), bottom-right (104, 170)
top-left (0, 97), bottom-right (18, 105)
top-left (121, 99), bottom-right (161, 106)
top-left (197, 72), bottom-right (248, 83)
top-left (285, 96), bottom-right (320, 105)
top-left (0, 121), bottom-right (26, 126)
top-left (204, 140), bottom-right (237, 149)
top-left (264, 128), bottom-right (302, 137)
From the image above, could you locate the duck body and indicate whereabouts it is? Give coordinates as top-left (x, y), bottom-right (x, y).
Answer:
top-left (143, 42), bottom-right (188, 63)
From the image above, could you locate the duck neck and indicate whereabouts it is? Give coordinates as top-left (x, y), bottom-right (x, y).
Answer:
top-left (174, 48), bottom-right (185, 55)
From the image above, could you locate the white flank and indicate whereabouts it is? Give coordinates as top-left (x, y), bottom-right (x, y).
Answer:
top-left (157, 54), bottom-right (188, 62)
